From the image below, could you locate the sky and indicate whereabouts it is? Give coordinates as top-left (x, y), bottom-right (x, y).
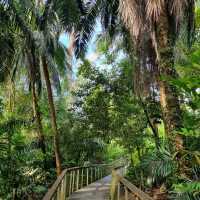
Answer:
top-left (59, 20), bottom-right (102, 68)
top-left (58, 21), bottom-right (125, 76)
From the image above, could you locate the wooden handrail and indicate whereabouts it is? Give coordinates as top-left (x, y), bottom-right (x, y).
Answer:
top-left (111, 170), bottom-right (153, 200)
top-left (43, 168), bottom-right (68, 200)
top-left (43, 164), bottom-right (115, 200)
top-left (43, 158), bottom-right (128, 200)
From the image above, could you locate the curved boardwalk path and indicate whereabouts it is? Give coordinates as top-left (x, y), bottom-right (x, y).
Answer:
top-left (68, 175), bottom-right (112, 200)
top-left (43, 164), bottom-right (153, 200)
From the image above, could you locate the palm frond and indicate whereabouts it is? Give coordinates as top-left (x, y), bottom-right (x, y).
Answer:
top-left (101, 0), bottom-right (119, 36)
top-left (53, 0), bottom-right (81, 31)
top-left (185, 0), bottom-right (195, 47)
top-left (143, 147), bottom-right (177, 184)
top-left (54, 42), bottom-right (68, 74)
top-left (46, 54), bottom-right (61, 94)
top-left (146, 0), bottom-right (164, 21)
top-left (75, 0), bottom-right (102, 57)
top-left (39, 0), bottom-right (53, 29)
top-left (168, 0), bottom-right (195, 46)
top-left (119, 0), bottom-right (143, 38)
top-left (76, 0), bottom-right (86, 15)
top-left (171, 0), bottom-right (188, 21)
top-left (172, 182), bottom-right (200, 200)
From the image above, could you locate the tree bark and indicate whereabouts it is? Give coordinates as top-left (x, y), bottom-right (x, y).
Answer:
top-left (31, 82), bottom-right (46, 159)
top-left (156, 9), bottom-right (183, 150)
top-left (27, 51), bottom-right (47, 163)
top-left (119, 0), bottom-right (184, 149)
top-left (42, 56), bottom-right (62, 176)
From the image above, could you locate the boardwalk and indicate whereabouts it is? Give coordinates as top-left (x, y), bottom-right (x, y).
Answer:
top-left (68, 175), bottom-right (112, 200)
top-left (42, 164), bottom-right (154, 200)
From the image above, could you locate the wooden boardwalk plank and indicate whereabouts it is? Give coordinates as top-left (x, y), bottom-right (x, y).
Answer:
top-left (68, 175), bottom-right (112, 200)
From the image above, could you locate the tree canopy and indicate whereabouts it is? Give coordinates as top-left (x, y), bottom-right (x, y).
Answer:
top-left (0, 0), bottom-right (199, 199)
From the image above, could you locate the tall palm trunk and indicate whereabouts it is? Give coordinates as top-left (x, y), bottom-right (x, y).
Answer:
top-left (119, 0), bottom-right (183, 149)
top-left (27, 51), bottom-right (47, 161)
top-left (156, 10), bottom-right (183, 149)
top-left (31, 82), bottom-right (47, 160)
top-left (42, 56), bottom-right (62, 176)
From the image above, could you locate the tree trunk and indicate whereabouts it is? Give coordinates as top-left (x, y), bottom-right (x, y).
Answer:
top-left (27, 51), bottom-right (47, 163)
top-left (31, 82), bottom-right (47, 164)
top-left (156, 9), bottom-right (183, 150)
top-left (42, 56), bottom-right (62, 176)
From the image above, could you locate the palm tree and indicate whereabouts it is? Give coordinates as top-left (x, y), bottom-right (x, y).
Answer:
top-left (118, 0), bottom-right (195, 147)
top-left (42, 56), bottom-right (62, 175)
top-left (75, 0), bottom-right (195, 148)
top-left (0, 2), bottom-right (48, 167)
top-left (5, 0), bottom-right (82, 175)
top-left (26, 50), bottom-right (47, 167)
top-left (37, 0), bottom-right (82, 175)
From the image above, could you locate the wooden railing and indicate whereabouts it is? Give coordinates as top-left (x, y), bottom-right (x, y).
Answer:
top-left (111, 170), bottom-right (153, 200)
top-left (43, 164), bottom-right (110, 200)
top-left (43, 158), bottom-right (128, 200)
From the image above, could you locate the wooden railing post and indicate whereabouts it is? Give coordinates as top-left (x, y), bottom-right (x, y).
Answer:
top-left (90, 167), bottom-right (93, 184)
top-left (63, 175), bottom-right (67, 200)
top-left (117, 183), bottom-right (120, 200)
top-left (86, 167), bottom-right (89, 186)
top-left (56, 185), bottom-right (60, 200)
top-left (81, 168), bottom-right (84, 188)
top-left (110, 162), bottom-right (154, 200)
top-left (125, 186), bottom-right (128, 200)
top-left (60, 179), bottom-right (64, 200)
top-left (76, 169), bottom-right (80, 190)
top-left (72, 170), bottom-right (75, 192)
top-left (69, 171), bottom-right (72, 196)
top-left (97, 167), bottom-right (100, 179)
top-left (94, 167), bottom-right (96, 181)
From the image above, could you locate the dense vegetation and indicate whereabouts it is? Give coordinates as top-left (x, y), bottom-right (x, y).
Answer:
top-left (0, 0), bottom-right (200, 199)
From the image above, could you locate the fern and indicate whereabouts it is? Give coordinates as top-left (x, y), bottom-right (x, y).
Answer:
top-left (143, 146), bottom-right (177, 185)
top-left (173, 182), bottom-right (200, 193)
top-left (171, 182), bottom-right (200, 200)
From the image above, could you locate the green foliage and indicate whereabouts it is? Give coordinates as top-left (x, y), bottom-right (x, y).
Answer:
top-left (143, 146), bottom-right (177, 186)
top-left (0, 1), bottom-right (200, 200)
top-left (105, 141), bottom-right (126, 162)
top-left (0, 113), bottom-right (55, 199)
top-left (172, 182), bottom-right (200, 200)
top-left (173, 182), bottom-right (200, 193)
